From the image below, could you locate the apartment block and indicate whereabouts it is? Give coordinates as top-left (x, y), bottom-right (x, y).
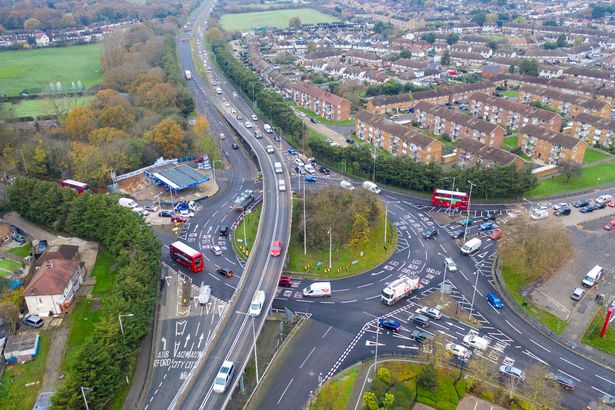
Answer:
top-left (413, 101), bottom-right (505, 148)
top-left (568, 113), bottom-right (615, 147)
top-left (563, 67), bottom-right (615, 87)
top-left (517, 85), bottom-right (611, 119)
top-left (519, 124), bottom-right (586, 164)
top-left (468, 92), bottom-right (562, 132)
top-left (285, 82), bottom-right (351, 121)
top-left (456, 139), bottom-right (524, 168)
top-left (355, 111), bottom-right (443, 163)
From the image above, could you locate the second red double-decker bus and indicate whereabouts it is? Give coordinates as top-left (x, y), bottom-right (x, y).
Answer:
top-left (432, 188), bottom-right (469, 210)
top-left (60, 179), bottom-right (90, 194)
top-left (169, 241), bottom-right (204, 272)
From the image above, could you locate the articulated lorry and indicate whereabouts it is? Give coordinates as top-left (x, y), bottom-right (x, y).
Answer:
top-left (381, 276), bottom-right (420, 305)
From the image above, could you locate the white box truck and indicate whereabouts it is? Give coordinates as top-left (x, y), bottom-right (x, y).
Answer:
top-left (118, 197), bottom-right (138, 208)
top-left (184, 70), bottom-right (192, 80)
top-left (303, 282), bottom-right (331, 297)
top-left (381, 276), bottom-right (420, 305)
top-left (462, 330), bottom-right (490, 350)
top-left (198, 283), bottom-right (211, 305)
top-left (263, 123), bottom-right (273, 134)
top-left (460, 238), bottom-right (482, 255)
top-left (249, 290), bottom-right (265, 316)
top-left (363, 181), bottom-right (381, 194)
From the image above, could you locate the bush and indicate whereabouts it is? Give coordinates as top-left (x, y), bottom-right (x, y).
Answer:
top-left (371, 378), bottom-right (389, 398)
top-left (378, 366), bottom-right (393, 386)
top-left (391, 382), bottom-right (416, 408)
top-left (363, 391), bottom-right (379, 410)
top-left (417, 364), bottom-right (438, 392)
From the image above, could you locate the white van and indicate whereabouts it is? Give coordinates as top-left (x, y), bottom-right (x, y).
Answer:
top-left (198, 283), bottom-right (211, 305)
top-left (278, 179), bottom-right (286, 192)
top-left (274, 162), bottom-right (283, 174)
top-left (340, 180), bottom-right (355, 190)
top-left (362, 181), bottom-right (381, 194)
top-left (303, 282), bottom-right (331, 298)
top-left (460, 238), bottom-right (482, 255)
top-left (582, 265), bottom-right (603, 288)
top-left (118, 197), bottom-right (138, 208)
top-left (462, 330), bottom-right (490, 350)
top-left (264, 123), bottom-right (273, 134)
top-left (249, 290), bottom-right (266, 316)
top-left (303, 164), bottom-right (315, 174)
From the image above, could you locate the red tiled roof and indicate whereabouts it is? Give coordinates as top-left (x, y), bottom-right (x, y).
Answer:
top-left (24, 259), bottom-right (83, 297)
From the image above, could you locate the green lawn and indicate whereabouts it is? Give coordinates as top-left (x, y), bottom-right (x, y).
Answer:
top-left (0, 258), bottom-right (22, 275)
top-left (0, 333), bottom-right (50, 410)
top-left (582, 307), bottom-right (615, 355)
top-left (1, 96), bottom-right (94, 118)
top-left (503, 136), bottom-right (518, 150)
top-left (219, 8), bottom-right (339, 32)
top-left (7, 244), bottom-right (31, 258)
top-left (583, 147), bottom-right (611, 164)
top-left (310, 364), bottom-right (360, 410)
top-left (485, 34), bottom-right (503, 42)
top-left (287, 199), bottom-right (397, 278)
top-left (530, 160), bottom-right (615, 197)
top-left (501, 265), bottom-right (567, 334)
top-left (502, 90), bottom-right (519, 98)
top-left (90, 249), bottom-right (117, 297)
top-left (290, 102), bottom-right (355, 126)
top-left (232, 205), bottom-right (263, 260)
top-left (0, 43), bottom-right (103, 96)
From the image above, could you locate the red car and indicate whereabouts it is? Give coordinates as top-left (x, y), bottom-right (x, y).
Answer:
top-left (278, 276), bottom-right (293, 287)
top-left (608, 201), bottom-right (615, 208)
top-left (271, 240), bottom-right (282, 257)
top-left (604, 220), bottom-right (615, 231)
top-left (489, 229), bottom-right (503, 240)
top-left (171, 216), bottom-right (188, 223)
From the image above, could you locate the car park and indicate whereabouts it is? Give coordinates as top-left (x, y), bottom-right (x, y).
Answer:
top-left (213, 361), bottom-right (235, 393)
top-left (458, 217), bottom-right (474, 226)
top-left (572, 199), bottom-right (590, 208)
top-left (580, 205), bottom-right (595, 213)
top-left (552, 202), bottom-right (569, 210)
top-left (159, 210), bottom-right (174, 217)
top-left (216, 267), bottom-right (233, 278)
top-left (271, 240), bottom-right (282, 257)
top-left (423, 228), bottom-right (438, 239)
top-left (444, 257), bottom-right (457, 272)
top-left (378, 318), bottom-right (401, 332)
top-left (231, 143), bottom-right (239, 150)
top-left (446, 343), bottom-right (472, 359)
top-left (571, 287), bottom-right (585, 301)
top-left (266, 145), bottom-right (274, 154)
top-left (450, 230), bottom-right (464, 239)
top-left (489, 230), bottom-right (503, 240)
top-left (479, 222), bottom-right (495, 231)
top-left (486, 292), bottom-right (504, 309)
top-left (554, 207), bottom-right (571, 216)
top-left (545, 373), bottom-right (576, 390)
top-left (604, 220), bottom-right (615, 231)
top-left (211, 245), bottom-right (222, 256)
top-left (304, 175), bottom-right (316, 183)
top-left (278, 276), bottom-right (293, 287)
top-left (288, 148), bottom-right (297, 155)
top-left (319, 166), bottom-right (330, 175)
top-left (417, 306), bottom-right (442, 320)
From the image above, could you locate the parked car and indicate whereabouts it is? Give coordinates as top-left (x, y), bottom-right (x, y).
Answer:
top-left (345, 138), bottom-right (355, 145)
top-left (486, 292), bottom-right (504, 309)
top-left (458, 217), bottom-right (474, 226)
top-left (604, 220), bottom-right (615, 231)
top-left (595, 202), bottom-right (607, 210)
top-left (580, 205), bottom-right (595, 213)
top-left (446, 343), bottom-right (472, 359)
top-left (479, 222), bottom-right (495, 231)
top-left (278, 276), bottom-right (293, 287)
top-left (171, 216), bottom-right (188, 223)
top-left (499, 364), bottom-right (526, 381)
top-left (608, 200), bottom-right (615, 208)
top-left (489, 230), bottom-right (503, 240)
top-left (552, 202), bottom-right (569, 210)
top-left (450, 230), bottom-right (464, 239)
top-left (423, 228), bottom-right (439, 239)
top-left (159, 210), bottom-right (174, 217)
top-left (23, 314), bottom-right (43, 328)
top-left (571, 287), bottom-right (585, 301)
top-left (545, 373), bottom-right (576, 390)
top-left (271, 240), bottom-right (282, 257)
top-left (483, 213), bottom-right (497, 221)
top-left (216, 267), bottom-right (233, 278)
top-left (288, 148), bottom-right (298, 155)
top-left (596, 194), bottom-right (613, 204)
top-left (310, 117), bottom-right (318, 123)
top-left (294, 158), bottom-right (305, 167)
top-left (530, 208), bottom-right (549, 220)
top-left (378, 318), bottom-right (400, 332)
top-left (444, 257), bottom-right (457, 272)
top-left (144, 204), bottom-right (157, 212)
top-left (304, 175), bottom-right (317, 183)
top-left (554, 207), bottom-right (571, 216)
top-left (319, 166), bottom-right (330, 175)
top-left (572, 199), bottom-right (590, 208)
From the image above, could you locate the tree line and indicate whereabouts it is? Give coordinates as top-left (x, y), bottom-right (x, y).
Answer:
top-left (309, 138), bottom-right (538, 199)
top-left (7, 177), bottom-right (161, 408)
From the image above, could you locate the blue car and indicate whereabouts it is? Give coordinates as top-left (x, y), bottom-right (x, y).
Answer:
top-left (288, 148), bottom-right (298, 155)
top-left (378, 318), bottom-right (400, 333)
top-left (304, 175), bottom-right (316, 183)
top-left (580, 205), bottom-right (595, 213)
top-left (479, 222), bottom-right (495, 231)
top-left (486, 292), bottom-right (504, 309)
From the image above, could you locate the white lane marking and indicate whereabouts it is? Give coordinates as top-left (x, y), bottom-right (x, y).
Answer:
top-left (523, 350), bottom-right (548, 365)
top-left (319, 301), bottom-right (335, 304)
top-left (430, 321), bottom-right (450, 330)
top-left (277, 378), bottom-right (294, 405)
top-left (379, 274), bottom-right (393, 282)
top-left (340, 300), bottom-right (358, 304)
top-left (558, 370), bottom-right (580, 382)
top-left (365, 295), bottom-right (380, 301)
top-left (505, 319), bottom-right (521, 334)
top-left (299, 347), bottom-right (316, 369)
top-left (592, 386), bottom-right (608, 395)
top-left (296, 299), bottom-right (314, 303)
top-left (487, 303), bottom-right (500, 315)
top-left (332, 288), bottom-right (350, 292)
top-left (322, 326), bottom-right (332, 339)
top-left (595, 374), bottom-right (615, 386)
top-left (460, 271), bottom-right (468, 281)
top-left (357, 283), bottom-right (374, 288)
top-left (530, 339), bottom-right (551, 353)
top-left (559, 356), bottom-right (583, 370)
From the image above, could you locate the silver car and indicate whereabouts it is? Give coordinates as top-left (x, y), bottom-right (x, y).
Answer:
top-left (444, 257), bottom-right (457, 272)
top-left (499, 365), bottom-right (525, 381)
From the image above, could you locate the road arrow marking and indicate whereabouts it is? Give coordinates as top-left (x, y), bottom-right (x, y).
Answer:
top-left (165, 276), bottom-right (172, 286)
top-left (397, 345), bottom-right (418, 350)
top-left (174, 341), bottom-right (180, 357)
top-left (176, 320), bottom-right (187, 336)
top-left (218, 304), bottom-right (224, 316)
top-left (183, 333), bottom-right (191, 348)
top-left (365, 340), bottom-right (385, 347)
top-left (370, 270), bottom-right (384, 276)
top-left (198, 333), bottom-right (204, 349)
top-left (207, 226), bottom-right (212, 233)
top-left (161, 337), bottom-right (167, 351)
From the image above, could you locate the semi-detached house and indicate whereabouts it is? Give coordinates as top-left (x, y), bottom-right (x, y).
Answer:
top-left (517, 85), bottom-right (611, 119)
top-left (518, 124), bottom-right (586, 165)
top-left (456, 139), bottom-right (524, 168)
top-left (568, 113), bottom-right (615, 147)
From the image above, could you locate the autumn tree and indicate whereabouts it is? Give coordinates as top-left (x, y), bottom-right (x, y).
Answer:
top-left (91, 89), bottom-right (131, 111)
top-left (24, 17), bottom-right (41, 31)
top-left (70, 141), bottom-right (130, 187)
top-left (558, 160), bottom-right (583, 183)
top-left (97, 105), bottom-right (135, 131)
top-left (135, 82), bottom-right (178, 114)
top-left (289, 16), bottom-right (302, 28)
top-left (88, 128), bottom-right (128, 146)
top-left (29, 139), bottom-right (49, 176)
top-left (193, 115), bottom-right (220, 161)
top-left (65, 106), bottom-right (97, 140)
top-left (144, 118), bottom-right (186, 158)
top-left (206, 27), bottom-right (224, 44)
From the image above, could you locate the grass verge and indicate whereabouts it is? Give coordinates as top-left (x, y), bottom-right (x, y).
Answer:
top-left (7, 244), bottom-right (31, 258)
top-left (583, 147), bottom-right (611, 164)
top-left (309, 364), bottom-right (361, 410)
top-left (503, 136), bottom-right (518, 150)
top-left (0, 332), bottom-right (50, 410)
top-left (582, 307), bottom-right (615, 355)
top-left (502, 90), bottom-right (519, 98)
top-left (232, 205), bottom-right (263, 261)
top-left (289, 102), bottom-right (354, 125)
top-left (529, 160), bottom-right (615, 197)
top-left (219, 8), bottom-right (339, 32)
top-left (501, 265), bottom-right (567, 334)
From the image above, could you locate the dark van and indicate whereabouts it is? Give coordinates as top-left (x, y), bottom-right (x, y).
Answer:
top-left (219, 225), bottom-right (229, 236)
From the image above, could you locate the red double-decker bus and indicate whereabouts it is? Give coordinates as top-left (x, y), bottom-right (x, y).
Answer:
top-left (169, 241), bottom-right (204, 272)
top-left (60, 179), bottom-right (90, 194)
top-left (432, 188), bottom-right (469, 210)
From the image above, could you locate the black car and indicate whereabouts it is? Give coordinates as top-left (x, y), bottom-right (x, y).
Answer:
top-left (450, 230), bottom-right (464, 239)
top-left (345, 138), bottom-right (355, 145)
top-left (423, 228), bottom-right (439, 239)
top-left (231, 143), bottom-right (239, 150)
top-left (159, 210), bottom-right (174, 218)
top-left (310, 117), bottom-right (318, 123)
top-left (274, 135), bottom-right (281, 142)
top-left (554, 207), bottom-right (571, 216)
top-left (580, 205), bottom-right (595, 213)
top-left (572, 199), bottom-right (590, 208)
top-left (319, 166), bottom-right (330, 175)
top-left (216, 267), bottom-right (233, 278)
top-left (483, 213), bottom-right (497, 221)
top-left (219, 225), bottom-right (229, 236)
top-left (595, 201), bottom-right (607, 209)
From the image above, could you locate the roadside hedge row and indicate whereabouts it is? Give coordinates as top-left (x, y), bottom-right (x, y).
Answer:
top-left (8, 177), bottom-right (161, 409)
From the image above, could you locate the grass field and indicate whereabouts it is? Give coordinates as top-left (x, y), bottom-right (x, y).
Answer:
top-left (0, 258), bottom-right (22, 276)
top-left (309, 364), bottom-right (360, 410)
top-left (0, 43), bottom-right (103, 96)
top-left (502, 90), bottom-right (519, 98)
top-left (232, 205), bottom-right (262, 260)
top-left (290, 102), bottom-right (355, 126)
top-left (1, 96), bottom-right (94, 118)
top-left (0, 333), bottom-right (50, 410)
top-left (219, 8), bottom-right (339, 32)
top-left (582, 307), bottom-right (615, 355)
top-left (530, 159), bottom-right (615, 197)
top-left (8, 244), bottom-right (31, 258)
top-left (583, 147), bottom-right (611, 164)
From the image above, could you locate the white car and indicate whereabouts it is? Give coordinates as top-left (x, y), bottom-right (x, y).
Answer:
top-left (417, 306), bottom-right (442, 320)
top-left (446, 343), bottom-right (472, 359)
top-left (299, 112), bottom-right (307, 117)
top-left (224, 102), bottom-right (230, 107)
top-left (233, 92), bottom-right (238, 97)
top-left (211, 245), bottom-right (222, 256)
top-left (444, 257), bottom-right (457, 272)
top-left (266, 145), bottom-right (275, 154)
top-left (179, 210), bottom-right (194, 218)
top-left (213, 361), bottom-right (235, 393)
top-left (303, 164), bottom-right (316, 174)
top-left (499, 364), bottom-right (526, 381)
top-left (340, 180), bottom-right (354, 190)
top-left (231, 108), bottom-right (236, 114)
top-left (219, 133), bottom-right (226, 140)
top-left (294, 158), bottom-right (305, 167)
top-left (596, 194), bottom-right (614, 204)
top-left (251, 115), bottom-right (258, 121)
top-left (244, 121), bottom-right (253, 128)
top-left (552, 202), bottom-right (569, 210)
top-left (529, 208), bottom-right (549, 220)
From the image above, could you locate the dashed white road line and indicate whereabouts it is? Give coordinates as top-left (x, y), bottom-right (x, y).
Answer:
top-left (559, 356), bottom-right (584, 370)
top-left (341, 299), bottom-right (358, 304)
top-left (299, 347), bottom-right (316, 369)
top-left (595, 374), bottom-right (615, 386)
top-left (322, 326), bottom-right (332, 339)
top-left (505, 319), bottom-right (521, 334)
top-left (277, 378), bottom-right (294, 405)
top-left (558, 370), bottom-right (580, 382)
top-left (357, 283), bottom-right (374, 288)
top-left (592, 386), bottom-right (608, 395)
top-left (529, 339), bottom-right (550, 352)
top-left (364, 295), bottom-right (380, 300)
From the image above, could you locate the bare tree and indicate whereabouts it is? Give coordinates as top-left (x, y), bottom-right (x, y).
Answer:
top-left (0, 303), bottom-right (20, 332)
top-left (525, 364), bottom-right (562, 409)
top-left (558, 160), bottom-right (583, 183)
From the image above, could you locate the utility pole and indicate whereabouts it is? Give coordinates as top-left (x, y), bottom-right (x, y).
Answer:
top-left (328, 227), bottom-right (332, 268)
top-left (303, 175), bottom-right (307, 255)
top-left (462, 180), bottom-right (476, 245)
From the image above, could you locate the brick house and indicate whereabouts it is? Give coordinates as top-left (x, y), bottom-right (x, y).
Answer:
top-left (285, 82), bottom-right (351, 121)
top-left (518, 124), bottom-right (586, 164)
top-left (517, 85), bottom-right (611, 119)
top-left (568, 113), bottom-right (615, 147)
top-left (455, 139), bottom-right (524, 168)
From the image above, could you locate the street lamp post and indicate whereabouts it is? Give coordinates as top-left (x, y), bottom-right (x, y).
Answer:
top-left (236, 311), bottom-right (259, 384)
top-left (372, 145), bottom-right (377, 182)
top-left (81, 386), bottom-right (93, 410)
top-left (468, 264), bottom-right (482, 320)
top-left (211, 159), bottom-right (223, 181)
top-left (118, 313), bottom-right (134, 344)
top-left (384, 201), bottom-right (400, 244)
top-left (375, 317), bottom-right (380, 372)
top-left (303, 173), bottom-right (307, 255)
top-left (440, 263), bottom-right (448, 301)
top-left (462, 181), bottom-right (476, 245)
top-left (328, 227), bottom-right (332, 269)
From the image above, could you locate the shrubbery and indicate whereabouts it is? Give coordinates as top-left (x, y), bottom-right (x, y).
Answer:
top-left (8, 177), bottom-right (161, 408)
